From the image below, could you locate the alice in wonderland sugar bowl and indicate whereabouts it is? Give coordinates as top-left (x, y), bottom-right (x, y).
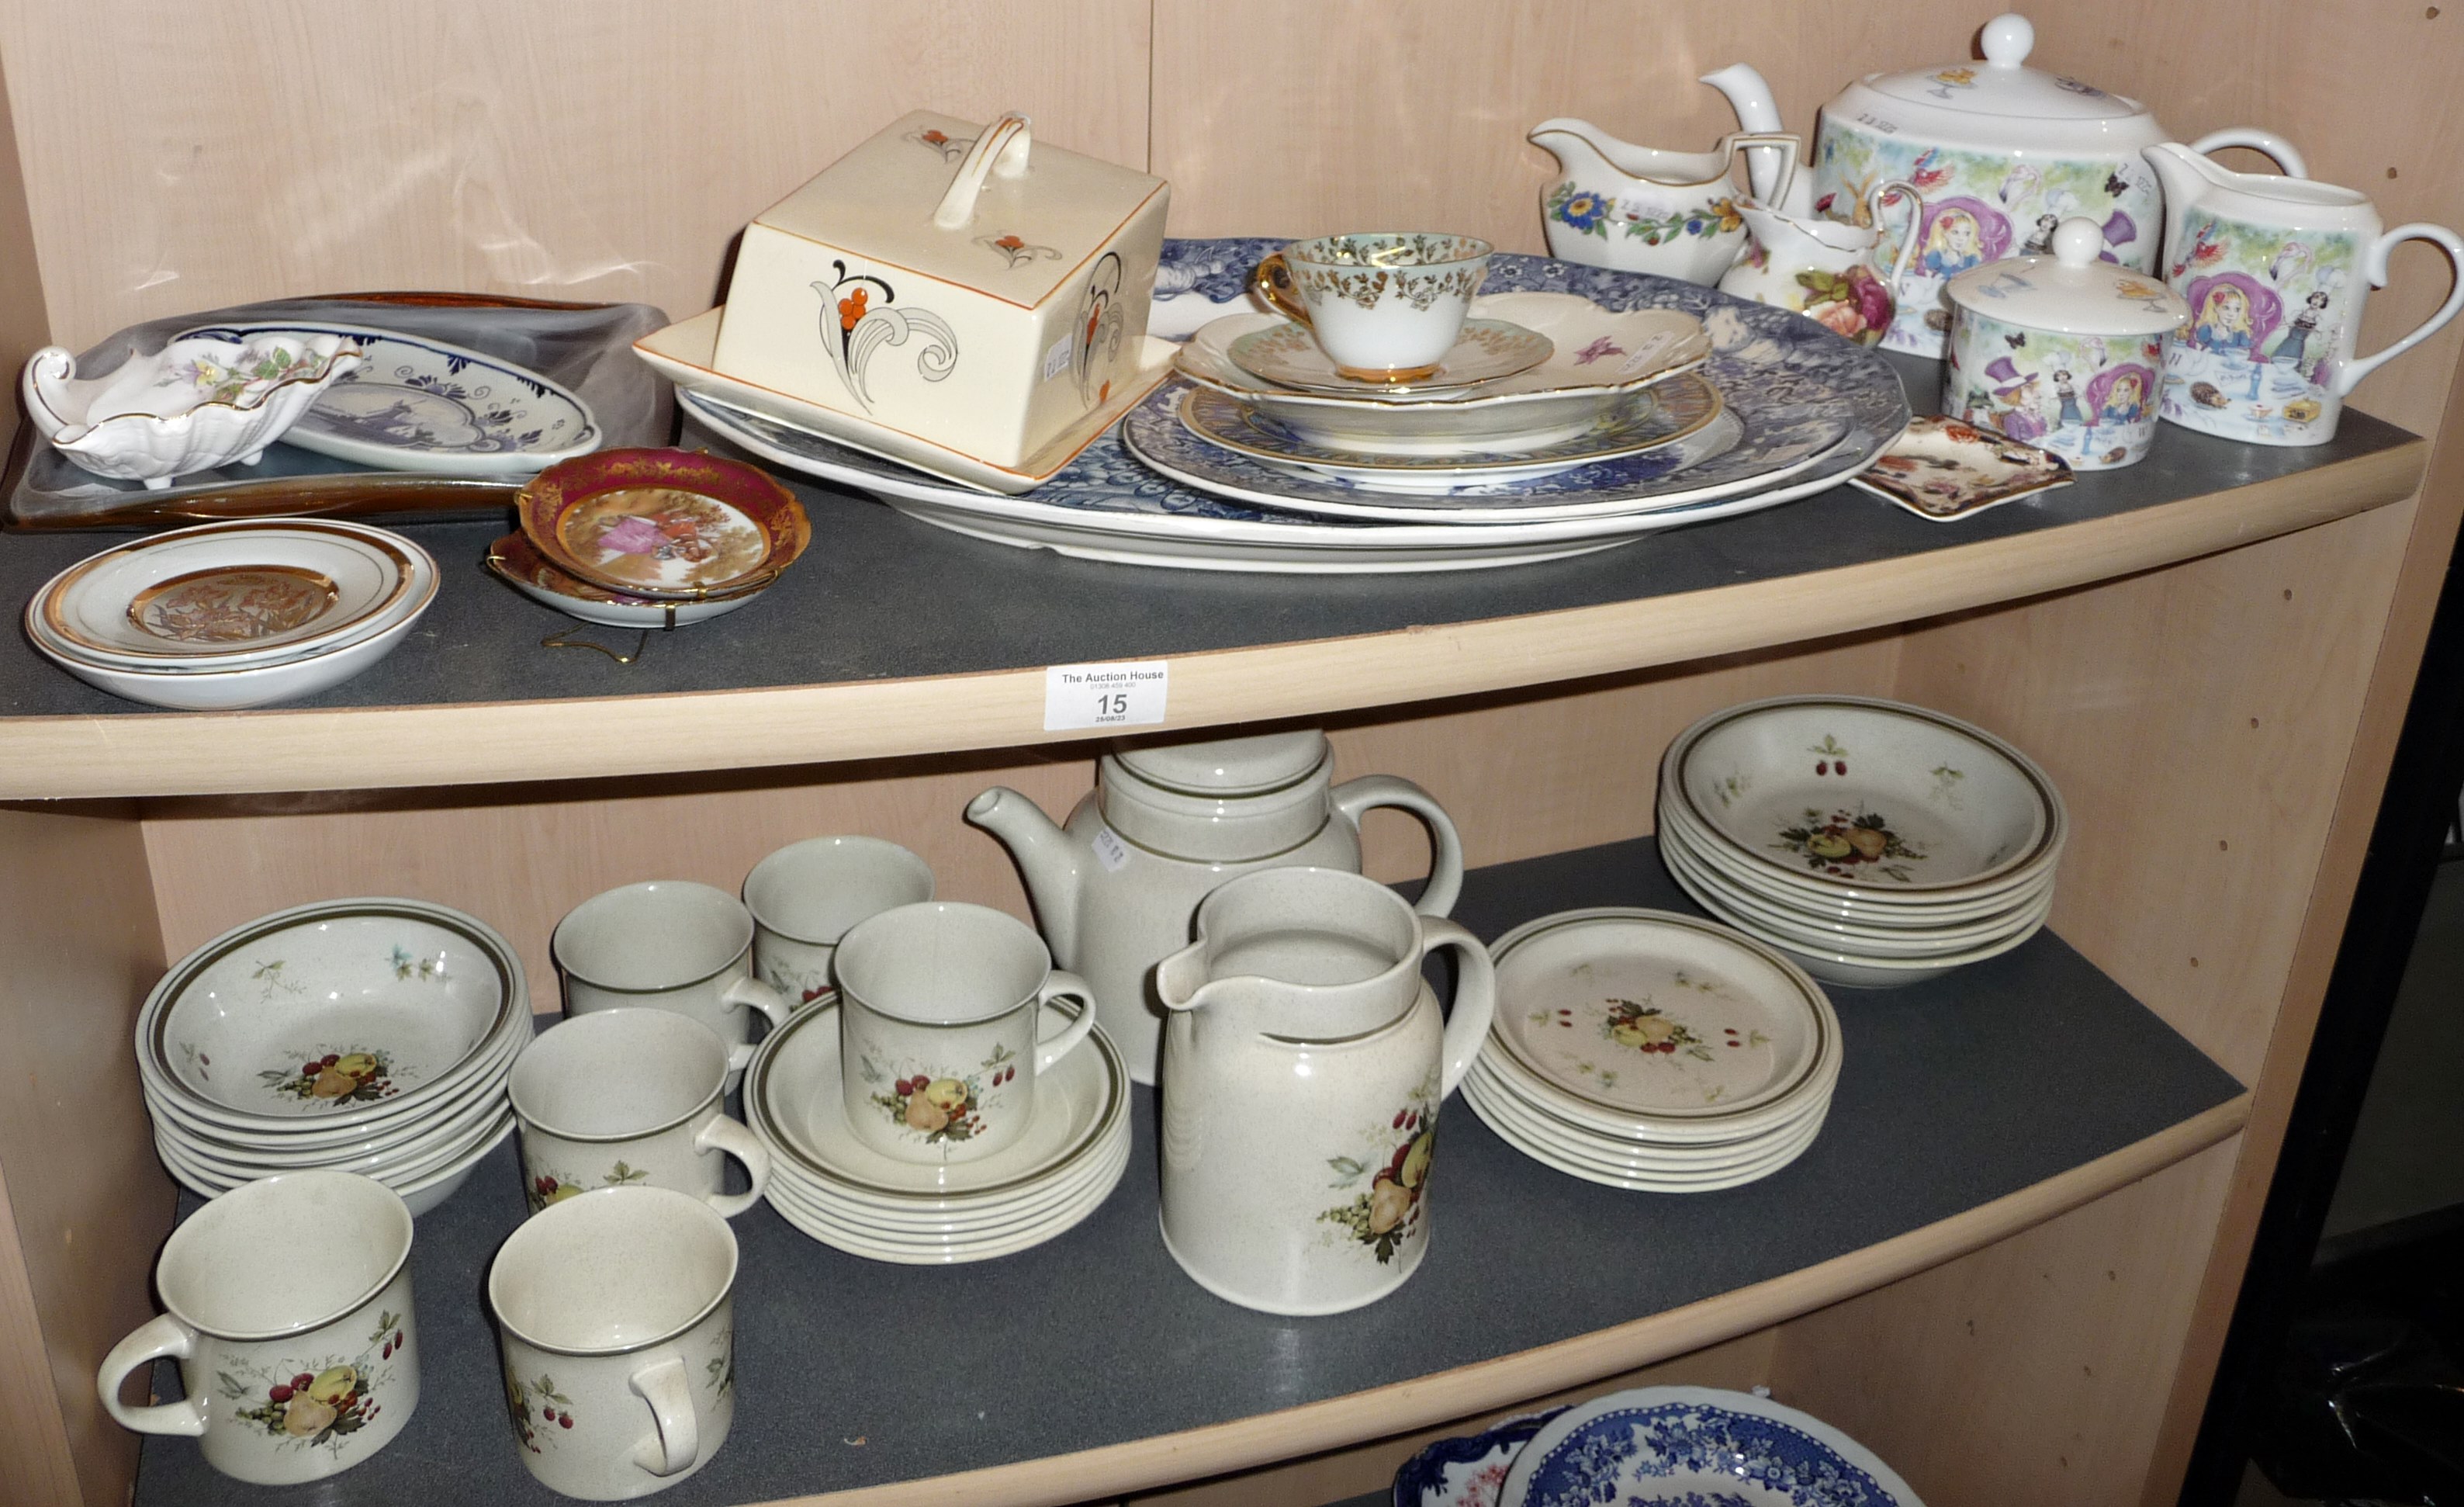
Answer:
top-left (1946, 218), bottom-right (2189, 470)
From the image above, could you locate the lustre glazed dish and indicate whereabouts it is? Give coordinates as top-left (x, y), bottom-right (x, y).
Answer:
top-left (515, 448), bottom-right (808, 601)
top-left (1847, 414), bottom-right (2071, 521)
top-left (485, 532), bottom-right (769, 630)
top-left (181, 322), bottom-right (600, 476)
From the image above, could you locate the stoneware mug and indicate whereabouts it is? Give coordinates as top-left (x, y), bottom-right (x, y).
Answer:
top-left (831, 901), bottom-right (1097, 1164)
top-left (741, 835), bottom-right (936, 1008)
top-left (1250, 233), bottom-right (1492, 382)
top-left (489, 1185), bottom-right (738, 1501)
top-left (510, 1008), bottom-right (772, 1217)
top-left (97, 1170), bottom-right (417, 1486)
top-left (554, 881), bottom-right (793, 1083)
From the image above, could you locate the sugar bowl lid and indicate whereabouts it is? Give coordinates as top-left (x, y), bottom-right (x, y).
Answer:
top-left (1112, 729), bottom-right (1329, 796)
top-left (1947, 219), bottom-right (2189, 336)
top-left (1860, 13), bottom-right (2144, 122)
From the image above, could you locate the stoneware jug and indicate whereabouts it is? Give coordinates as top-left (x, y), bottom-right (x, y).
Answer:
top-left (1528, 119), bottom-right (1801, 286)
top-left (2145, 142), bottom-right (2464, 446)
top-left (1154, 868), bottom-right (1495, 1316)
top-left (967, 729), bottom-right (1462, 1085)
top-left (1718, 180), bottom-right (1920, 346)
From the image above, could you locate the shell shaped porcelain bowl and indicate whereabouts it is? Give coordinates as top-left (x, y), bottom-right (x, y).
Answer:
top-left (137, 899), bottom-right (526, 1132)
top-left (22, 332), bottom-right (362, 489)
top-left (516, 448), bottom-right (810, 602)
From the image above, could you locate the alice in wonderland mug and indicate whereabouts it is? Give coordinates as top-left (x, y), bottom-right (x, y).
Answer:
top-left (1251, 233), bottom-right (1492, 381)
top-left (510, 1008), bottom-right (771, 1217)
top-left (831, 901), bottom-right (1096, 1163)
top-left (98, 1171), bottom-right (417, 1486)
top-left (741, 835), bottom-right (935, 1007)
top-left (490, 1185), bottom-right (738, 1501)
top-left (554, 881), bottom-right (792, 1079)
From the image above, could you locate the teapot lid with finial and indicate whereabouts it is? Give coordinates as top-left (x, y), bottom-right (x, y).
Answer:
top-left (1110, 730), bottom-right (1329, 797)
top-left (1857, 13), bottom-right (2147, 122)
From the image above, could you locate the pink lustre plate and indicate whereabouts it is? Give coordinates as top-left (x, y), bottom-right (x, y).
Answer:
top-left (516, 447), bottom-right (809, 601)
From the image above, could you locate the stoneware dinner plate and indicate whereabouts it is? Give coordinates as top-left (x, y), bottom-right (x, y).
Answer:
top-left (515, 447), bottom-right (809, 601)
top-left (1500, 1386), bottom-right (1924, 1506)
top-left (178, 321), bottom-right (600, 476)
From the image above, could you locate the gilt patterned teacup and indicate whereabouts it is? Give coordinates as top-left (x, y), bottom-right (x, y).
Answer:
top-left (97, 1171), bottom-right (417, 1486)
top-left (831, 902), bottom-right (1096, 1164)
top-left (741, 836), bottom-right (936, 1009)
top-left (489, 1186), bottom-right (736, 1501)
top-left (554, 882), bottom-right (793, 1084)
top-left (510, 1009), bottom-right (771, 1218)
top-left (1251, 234), bottom-right (1491, 382)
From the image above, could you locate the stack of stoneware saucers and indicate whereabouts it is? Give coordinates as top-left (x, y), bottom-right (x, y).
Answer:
top-left (1462, 908), bottom-right (1842, 1192)
top-left (24, 518), bottom-right (437, 709)
top-left (134, 899), bottom-right (529, 1215)
top-left (744, 999), bottom-right (1129, 1264)
top-left (1656, 695), bottom-right (2068, 989)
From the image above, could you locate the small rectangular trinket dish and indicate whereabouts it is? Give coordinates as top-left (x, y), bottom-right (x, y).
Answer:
top-left (1848, 414), bottom-right (2071, 522)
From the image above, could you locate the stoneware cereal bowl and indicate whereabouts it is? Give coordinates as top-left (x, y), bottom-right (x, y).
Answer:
top-left (1658, 791), bottom-right (2057, 925)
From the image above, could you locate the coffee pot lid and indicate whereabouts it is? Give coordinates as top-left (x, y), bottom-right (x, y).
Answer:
top-left (1111, 729), bottom-right (1328, 795)
top-left (1947, 218), bottom-right (2189, 336)
top-left (1863, 14), bottom-right (2144, 123)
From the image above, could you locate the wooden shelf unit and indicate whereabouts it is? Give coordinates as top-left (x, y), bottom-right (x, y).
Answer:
top-left (2, 5), bottom-right (2462, 1506)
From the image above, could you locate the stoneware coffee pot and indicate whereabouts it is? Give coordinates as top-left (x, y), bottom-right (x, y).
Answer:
top-left (967, 729), bottom-right (1462, 1084)
top-left (2145, 142), bottom-right (2464, 447)
top-left (1153, 868), bottom-right (1495, 1316)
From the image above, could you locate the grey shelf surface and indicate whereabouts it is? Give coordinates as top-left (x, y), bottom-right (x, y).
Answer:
top-left (0, 354), bottom-right (2415, 720)
top-left (135, 836), bottom-right (2243, 1507)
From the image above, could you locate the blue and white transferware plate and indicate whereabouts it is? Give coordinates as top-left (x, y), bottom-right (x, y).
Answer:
top-left (1393, 1406), bottom-right (1569, 1507)
top-left (1499, 1386), bottom-right (1925, 1507)
top-left (177, 322), bottom-right (600, 476)
top-left (1178, 376), bottom-right (1724, 494)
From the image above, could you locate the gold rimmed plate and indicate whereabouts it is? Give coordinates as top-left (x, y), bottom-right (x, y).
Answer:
top-left (1228, 318), bottom-right (1554, 396)
top-left (516, 447), bottom-right (810, 602)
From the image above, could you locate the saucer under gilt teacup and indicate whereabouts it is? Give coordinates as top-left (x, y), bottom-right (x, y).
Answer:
top-left (1228, 317), bottom-right (1553, 397)
top-left (1248, 232), bottom-right (1497, 384)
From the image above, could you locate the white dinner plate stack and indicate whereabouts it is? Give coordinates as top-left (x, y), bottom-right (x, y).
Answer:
top-left (1463, 908), bottom-right (1842, 1193)
top-left (746, 999), bottom-right (1130, 1264)
top-left (135, 899), bottom-right (529, 1215)
top-left (1656, 695), bottom-right (2068, 989)
top-left (25, 518), bottom-right (438, 709)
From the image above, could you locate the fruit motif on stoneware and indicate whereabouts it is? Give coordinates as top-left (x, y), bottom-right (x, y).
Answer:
top-left (387, 945), bottom-right (448, 983)
top-left (1774, 805), bottom-right (1927, 882)
top-left (1601, 998), bottom-right (1711, 1061)
top-left (764, 961), bottom-right (833, 1006)
top-left (527, 1161), bottom-right (647, 1214)
top-left (259, 1048), bottom-right (396, 1107)
top-left (1319, 1075), bottom-right (1439, 1264)
top-left (504, 1367), bottom-right (576, 1453)
top-left (864, 1043), bottom-right (1014, 1145)
top-left (220, 1308), bottom-right (400, 1453)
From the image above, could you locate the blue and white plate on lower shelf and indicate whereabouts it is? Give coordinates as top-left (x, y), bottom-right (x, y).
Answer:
top-left (176, 321), bottom-right (600, 476)
top-left (1394, 1407), bottom-right (1569, 1507)
top-left (1500, 1387), bottom-right (1924, 1507)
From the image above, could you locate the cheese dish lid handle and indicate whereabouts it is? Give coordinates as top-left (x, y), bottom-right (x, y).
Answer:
top-left (933, 113), bottom-right (1033, 230)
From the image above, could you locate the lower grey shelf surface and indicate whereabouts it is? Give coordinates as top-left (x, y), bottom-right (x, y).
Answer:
top-left (135, 837), bottom-right (2242, 1505)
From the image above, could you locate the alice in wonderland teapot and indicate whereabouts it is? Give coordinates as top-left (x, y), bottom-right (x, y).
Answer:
top-left (1154, 868), bottom-right (1494, 1315)
top-left (2145, 144), bottom-right (2464, 447)
top-left (1806, 13), bottom-right (2305, 356)
top-left (967, 729), bottom-right (1462, 1084)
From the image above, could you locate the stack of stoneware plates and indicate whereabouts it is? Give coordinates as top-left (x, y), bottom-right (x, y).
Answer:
top-left (24, 518), bottom-right (437, 708)
top-left (1462, 908), bottom-right (1842, 1192)
top-left (134, 899), bottom-right (528, 1215)
top-left (1656, 695), bottom-right (2068, 989)
top-left (745, 999), bottom-right (1129, 1264)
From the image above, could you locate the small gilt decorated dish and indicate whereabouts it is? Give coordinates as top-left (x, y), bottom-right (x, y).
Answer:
top-left (1848, 414), bottom-right (2072, 522)
top-left (1227, 317), bottom-right (1553, 396)
top-left (486, 531), bottom-right (769, 629)
top-left (516, 448), bottom-right (809, 602)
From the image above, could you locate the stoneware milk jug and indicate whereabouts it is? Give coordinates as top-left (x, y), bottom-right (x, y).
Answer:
top-left (2145, 141), bottom-right (2464, 445)
top-left (1154, 868), bottom-right (1495, 1316)
top-left (967, 729), bottom-right (1462, 1084)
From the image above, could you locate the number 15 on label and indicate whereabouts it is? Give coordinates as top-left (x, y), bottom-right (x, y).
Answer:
top-left (1044, 661), bottom-right (1168, 732)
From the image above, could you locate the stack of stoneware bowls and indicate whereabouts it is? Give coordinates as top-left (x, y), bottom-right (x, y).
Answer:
top-left (1656, 695), bottom-right (2067, 989)
top-left (1462, 908), bottom-right (1842, 1192)
top-left (135, 899), bottom-right (529, 1215)
top-left (743, 999), bottom-right (1130, 1263)
top-left (24, 518), bottom-right (438, 709)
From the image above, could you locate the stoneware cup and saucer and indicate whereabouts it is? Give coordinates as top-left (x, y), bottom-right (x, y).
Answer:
top-left (740, 835), bottom-right (936, 1009)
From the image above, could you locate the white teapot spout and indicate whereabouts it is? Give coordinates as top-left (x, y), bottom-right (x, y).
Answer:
top-left (1698, 64), bottom-right (1800, 208)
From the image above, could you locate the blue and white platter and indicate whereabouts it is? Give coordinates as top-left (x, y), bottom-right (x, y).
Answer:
top-left (1393, 1406), bottom-right (1569, 1507)
top-left (177, 322), bottom-right (600, 476)
top-left (1499, 1387), bottom-right (1924, 1507)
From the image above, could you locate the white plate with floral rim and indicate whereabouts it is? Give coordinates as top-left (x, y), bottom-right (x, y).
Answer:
top-left (1175, 376), bottom-right (1725, 494)
top-left (177, 322), bottom-right (600, 476)
top-left (1485, 908), bottom-right (1836, 1123)
top-left (1227, 317), bottom-right (1555, 396)
top-left (746, 998), bottom-right (1123, 1206)
top-left (1499, 1387), bottom-right (1924, 1507)
top-left (1667, 695), bottom-right (2065, 899)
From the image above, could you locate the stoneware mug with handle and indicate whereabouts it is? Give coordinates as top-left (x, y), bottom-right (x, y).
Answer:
top-left (1250, 233), bottom-right (1493, 382)
top-left (97, 1170), bottom-right (417, 1486)
top-left (554, 880), bottom-right (792, 1084)
top-left (509, 1008), bottom-right (772, 1217)
top-left (831, 900), bottom-right (1097, 1164)
top-left (489, 1184), bottom-right (738, 1501)
top-left (741, 835), bottom-right (936, 1008)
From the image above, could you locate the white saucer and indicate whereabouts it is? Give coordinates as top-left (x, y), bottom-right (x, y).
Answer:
top-left (1463, 1069), bottom-right (1825, 1190)
top-left (1228, 317), bottom-right (1553, 395)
